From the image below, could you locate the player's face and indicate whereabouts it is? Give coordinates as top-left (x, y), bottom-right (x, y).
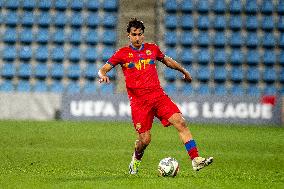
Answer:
top-left (128, 27), bottom-right (144, 49)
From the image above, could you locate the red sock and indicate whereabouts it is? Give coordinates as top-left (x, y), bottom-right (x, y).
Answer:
top-left (185, 140), bottom-right (199, 160)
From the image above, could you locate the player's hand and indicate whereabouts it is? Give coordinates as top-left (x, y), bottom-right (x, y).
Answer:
top-left (183, 71), bottom-right (192, 83)
top-left (98, 76), bottom-right (110, 83)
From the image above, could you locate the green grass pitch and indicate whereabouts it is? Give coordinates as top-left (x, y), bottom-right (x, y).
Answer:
top-left (0, 120), bottom-right (283, 189)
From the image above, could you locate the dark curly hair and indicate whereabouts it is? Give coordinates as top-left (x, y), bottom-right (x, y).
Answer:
top-left (126, 18), bottom-right (145, 33)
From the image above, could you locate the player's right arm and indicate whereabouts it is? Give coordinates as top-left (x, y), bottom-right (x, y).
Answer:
top-left (98, 63), bottom-right (112, 83)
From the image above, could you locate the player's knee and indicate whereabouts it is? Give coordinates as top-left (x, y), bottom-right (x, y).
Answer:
top-left (174, 117), bottom-right (188, 131)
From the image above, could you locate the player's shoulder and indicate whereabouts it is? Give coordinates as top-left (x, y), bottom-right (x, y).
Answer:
top-left (144, 42), bottom-right (160, 48)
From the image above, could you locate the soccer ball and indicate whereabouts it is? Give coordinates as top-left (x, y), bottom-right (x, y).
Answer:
top-left (158, 157), bottom-right (179, 177)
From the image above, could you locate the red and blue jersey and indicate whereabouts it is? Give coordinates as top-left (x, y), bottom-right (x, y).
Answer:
top-left (107, 43), bottom-right (166, 100)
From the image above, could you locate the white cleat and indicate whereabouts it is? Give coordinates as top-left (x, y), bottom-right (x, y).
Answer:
top-left (192, 156), bottom-right (213, 171)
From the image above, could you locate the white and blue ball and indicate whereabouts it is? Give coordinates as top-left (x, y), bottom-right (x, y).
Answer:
top-left (158, 157), bottom-right (179, 177)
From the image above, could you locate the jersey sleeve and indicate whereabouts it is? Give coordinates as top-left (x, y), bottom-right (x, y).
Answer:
top-left (106, 49), bottom-right (122, 67)
top-left (155, 44), bottom-right (165, 61)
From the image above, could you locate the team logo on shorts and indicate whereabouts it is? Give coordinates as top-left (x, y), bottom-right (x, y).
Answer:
top-left (135, 123), bottom-right (141, 130)
top-left (146, 50), bottom-right (152, 55)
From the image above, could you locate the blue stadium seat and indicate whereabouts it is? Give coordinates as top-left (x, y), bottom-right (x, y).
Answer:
top-left (3, 46), bottom-right (17, 61)
top-left (229, 15), bottom-right (242, 30)
top-left (197, 49), bottom-right (210, 64)
top-left (280, 34), bottom-right (284, 48)
top-left (86, 0), bottom-right (100, 11)
top-left (180, 0), bottom-right (193, 13)
top-left (180, 31), bottom-right (193, 46)
top-left (197, 83), bottom-right (211, 95)
top-left (22, 0), bottom-right (35, 10)
top-left (21, 11), bottom-right (35, 27)
top-left (164, 69), bottom-right (176, 81)
top-left (84, 64), bottom-right (98, 79)
top-left (277, 0), bottom-right (284, 14)
top-left (246, 50), bottom-right (260, 65)
top-left (70, 0), bottom-right (84, 10)
top-left (196, 0), bottom-right (210, 13)
top-left (230, 66), bottom-right (244, 82)
top-left (245, 15), bottom-right (258, 30)
top-left (263, 84), bottom-right (278, 95)
top-left (4, 11), bottom-right (19, 27)
top-left (67, 64), bottom-right (81, 80)
top-left (68, 29), bottom-right (82, 45)
top-left (164, 0), bottom-right (178, 13)
top-left (0, 80), bottom-right (14, 92)
top-left (83, 81), bottom-right (97, 94)
top-left (53, 12), bottom-right (68, 27)
top-left (50, 63), bottom-right (64, 79)
top-left (50, 80), bottom-right (64, 93)
top-left (51, 46), bottom-right (65, 62)
top-left (196, 15), bottom-right (211, 30)
top-left (229, 0), bottom-right (242, 13)
top-left (101, 46), bottom-right (115, 62)
top-left (245, 0), bottom-right (258, 13)
top-left (230, 84), bottom-right (245, 96)
top-left (51, 29), bottom-right (65, 44)
top-left (278, 16), bottom-right (284, 31)
top-left (212, 0), bottom-right (226, 13)
top-left (85, 29), bottom-right (99, 45)
top-left (181, 15), bottom-right (194, 29)
top-left (196, 32), bottom-right (210, 47)
top-left (213, 32), bottom-right (226, 47)
top-left (18, 63), bottom-right (32, 79)
top-left (165, 48), bottom-right (178, 60)
top-left (262, 33), bottom-right (276, 48)
top-left (102, 0), bottom-right (118, 11)
top-left (34, 63), bottom-right (48, 79)
top-left (54, 0), bottom-right (68, 10)
top-left (263, 50), bottom-right (276, 66)
top-left (19, 28), bottom-right (34, 44)
top-left (213, 66), bottom-right (227, 82)
top-left (19, 46), bottom-right (33, 61)
top-left (164, 83), bottom-right (177, 95)
top-left (213, 15), bottom-right (226, 30)
top-left (164, 31), bottom-right (178, 46)
top-left (102, 13), bottom-right (117, 28)
top-left (165, 14), bottom-right (179, 29)
top-left (107, 68), bottom-right (116, 79)
top-left (279, 51), bottom-right (284, 66)
top-left (263, 68), bottom-right (277, 83)
top-left (35, 46), bottom-right (49, 62)
top-left (214, 83), bottom-right (227, 95)
top-left (247, 84), bottom-right (261, 96)
top-left (68, 47), bottom-right (81, 62)
top-left (100, 83), bottom-right (115, 94)
top-left (5, 0), bottom-right (20, 10)
top-left (84, 48), bottom-right (98, 62)
top-left (261, 16), bottom-right (274, 30)
top-left (246, 67), bottom-right (260, 83)
top-left (181, 84), bottom-right (193, 95)
top-left (3, 28), bottom-right (17, 43)
top-left (1, 63), bottom-right (16, 78)
top-left (280, 68), bottom-right (284, 83)
top-left (17, 79), bottom-right (32, 92)
top-left (86, 13), bottom-right (100, 28)
top-left (35, 29), bottom-right (49, 44)
top-left (197, 66), bottom-right (211, 81)
top-left (184, 65), bottom-right (196, 78)
top-left (260, 0), bottom-right (274, 14)
top-left (101, 29), bottom-right (117, 45)
top-left (180, 49), bottom-right (194, 64)
top-left (33, 80), bottom-right (48, 92)
top-left (245, 32), bottom-right (259, 48)
top-left (213, 49), bottom-right (227, 65)
top-left (36, 12), bottom-right (51, 27)
top-left (38, 0), bottom-right (52, 10)
top-left (229, 32), bottom-right (244, 47)
top-left (70, 12), bottom-right (84, 28)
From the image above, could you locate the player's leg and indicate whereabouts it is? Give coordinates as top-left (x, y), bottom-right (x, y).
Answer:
top-left (168, 113), bottom-right (213, 171)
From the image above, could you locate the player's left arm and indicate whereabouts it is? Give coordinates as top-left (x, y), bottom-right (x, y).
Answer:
top-left (161, 56), bottom-right (192, 83)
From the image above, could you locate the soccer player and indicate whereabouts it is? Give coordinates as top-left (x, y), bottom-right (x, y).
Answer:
top-left (98, 18), bottom-right (213, 174)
